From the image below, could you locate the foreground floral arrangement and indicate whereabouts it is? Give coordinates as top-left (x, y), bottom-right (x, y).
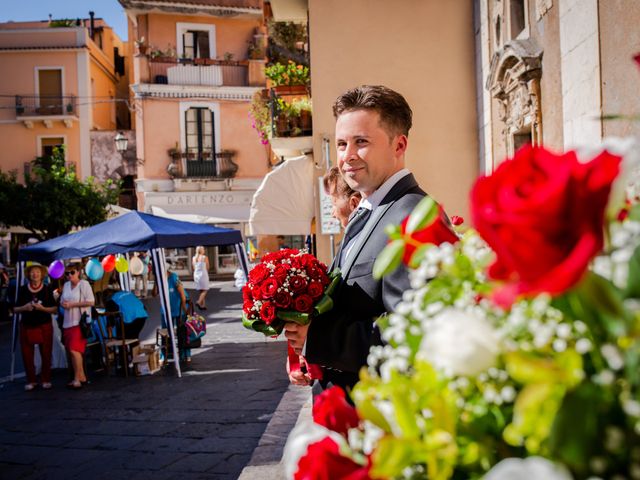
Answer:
top-left (287, 144), bottom-right (640, 479)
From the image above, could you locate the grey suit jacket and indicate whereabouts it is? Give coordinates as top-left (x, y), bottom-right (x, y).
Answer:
top-left (306, 173), bottom-right (426, 388)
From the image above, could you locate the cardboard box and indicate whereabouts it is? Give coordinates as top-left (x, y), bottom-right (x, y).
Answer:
top-left (132, 344), bottom-right (160, 376)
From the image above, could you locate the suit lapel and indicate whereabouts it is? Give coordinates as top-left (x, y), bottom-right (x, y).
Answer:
top-left (340, 174), bottom-right (420, 278)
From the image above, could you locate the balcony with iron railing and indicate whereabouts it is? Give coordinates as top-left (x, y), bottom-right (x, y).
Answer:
top-left (148, 58), bottom-right (257, 87)
top-left (167, 149), bottom-right (239, 179)
top-left (15, 95), bottom-right (77, 117)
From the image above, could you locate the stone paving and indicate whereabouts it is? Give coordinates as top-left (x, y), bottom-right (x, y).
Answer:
top-left (0, 280), bottom-right (311, 479)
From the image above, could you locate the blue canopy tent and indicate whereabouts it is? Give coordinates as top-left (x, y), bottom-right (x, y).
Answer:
top-left (13, 211), bottom-right (249, 378)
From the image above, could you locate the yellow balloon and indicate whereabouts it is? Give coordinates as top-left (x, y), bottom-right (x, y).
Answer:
top-left (115, 256), bottom-right (129, 273)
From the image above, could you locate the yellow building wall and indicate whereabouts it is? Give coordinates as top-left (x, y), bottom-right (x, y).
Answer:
top-left (0, 50), bottom-right (81, 181)
top-left (308, 0), bottom-right (479, 263)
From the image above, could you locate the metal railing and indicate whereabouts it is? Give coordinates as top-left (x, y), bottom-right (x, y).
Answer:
top-left (15, 95), bottom-right (76, 116)
top-left (169, 151), bottom-right (239, 179)
top-left (149, 58), bottom-right (248, 87)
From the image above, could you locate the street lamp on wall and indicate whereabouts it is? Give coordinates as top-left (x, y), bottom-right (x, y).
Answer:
top-left (114, 131), bottom-right (128, 154)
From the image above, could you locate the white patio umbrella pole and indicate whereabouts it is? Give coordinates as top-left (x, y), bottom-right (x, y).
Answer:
top-left (234, 243), bottom-right (250, 278)
top-left (151, 248), bottom-right (181, 378)
top-left (10, 261), bottom-right (25, 381)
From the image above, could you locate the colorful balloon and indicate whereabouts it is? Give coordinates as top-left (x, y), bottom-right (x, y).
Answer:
top-left (115, 256), bottom-right (129, 273)
top-left (48, 260), bottom-right (65, 279)
top-left (85, 258), bottom-right (104, 281)
top-left (129, 256), bottom-right (144, 276)
top-left (101, 254), bottom-right (116, 272)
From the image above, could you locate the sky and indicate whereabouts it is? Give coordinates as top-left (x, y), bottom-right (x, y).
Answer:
top-left (0, 0), bottom-right (128, 40)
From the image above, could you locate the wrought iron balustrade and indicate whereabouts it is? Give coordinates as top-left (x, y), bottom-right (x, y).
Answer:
top-left (168, 150), bottom-right (239, 179)
top-left (15, 95), bottom-right (76, 116)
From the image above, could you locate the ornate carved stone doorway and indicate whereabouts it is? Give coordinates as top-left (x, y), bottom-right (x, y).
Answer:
top-left (487, 39), bottom-right (543, 156)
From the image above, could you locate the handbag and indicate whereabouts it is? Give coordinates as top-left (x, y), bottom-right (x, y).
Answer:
top-left (185, 313), bottom-right (206, 346)
top-left (79, 311), bottom-right (93, 338)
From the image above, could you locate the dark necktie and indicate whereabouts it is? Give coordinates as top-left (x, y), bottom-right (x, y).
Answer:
top-left (339, 207), bottom-right (371, 266)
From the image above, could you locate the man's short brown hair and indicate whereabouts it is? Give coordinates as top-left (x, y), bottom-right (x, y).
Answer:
top-left (323, 166), bottom-right (358, 198)
top-left (332, 85), bottom-right (413, 137)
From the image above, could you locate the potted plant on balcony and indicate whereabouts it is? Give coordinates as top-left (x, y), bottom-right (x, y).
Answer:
top-left (265, 61), bottom-right (309, 95)
top-left (291, 97), bottom-right (312, 132)
top-left (150, 45), bottom-right (177, 63)
top-left (134, 36), bottom-right (148, 56)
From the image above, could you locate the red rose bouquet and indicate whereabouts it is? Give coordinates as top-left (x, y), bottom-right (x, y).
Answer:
top-left (242, 248), bottom-right (341, 378)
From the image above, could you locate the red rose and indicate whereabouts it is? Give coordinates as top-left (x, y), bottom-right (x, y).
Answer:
top-left (312, 386), bottom-right (359, 436)
top-left (249, 263), bottom-right (269, 284)
top-left (471, 145), bottom-right (621, 305)
top-left (260, 277), bottom-right (279, 299)
top-left (252, 284), bottom-right (263, 301)
top-left (259, 301), bottom-right (277, 324)
top-left (300, 253), bottom-right (315, 267)
top-left (293, 294), bottom-right (313, 313)
top-left (274, 290), bottom-right (292, 308)
top-left (451, 215), bottom-right (464, 226)
top-left (242, 285), bottom-right (253, 301)
top-left (400, 207), bottom-right (459, 264)
top-left (242, 300), bottom-right (254, 314)
top-left (294, 437), bottom-right (371, 480)
top-left (273, 264), bottom-right (290, 283)
top-left (306, 264), bottom-right (325, 281)
top-left (289, 275), bottom-right (308, 294)
top-left (307, 281), bottom-right (324, 300)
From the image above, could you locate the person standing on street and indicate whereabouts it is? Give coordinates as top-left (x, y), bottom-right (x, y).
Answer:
top-left (192, 246), bottom-right (209, 310)
top-left (284, 85), bottom-right (456, 395)
top-left (60, 263), bottom-right (94, 389)
top-left (13, 263), bottom-right (57, 391)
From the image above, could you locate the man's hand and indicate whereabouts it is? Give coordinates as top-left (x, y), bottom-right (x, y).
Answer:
top-left (283, 321), bottom-right (310, 355)
top-left (286, 356), bottom-right (311, 386)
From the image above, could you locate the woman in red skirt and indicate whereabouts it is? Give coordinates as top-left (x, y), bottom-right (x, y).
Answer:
top-left (60, 262), bottom-right (94, 389)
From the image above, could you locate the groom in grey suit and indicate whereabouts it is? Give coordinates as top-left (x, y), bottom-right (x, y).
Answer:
top-left (285, 85), bottom-right (446, 393)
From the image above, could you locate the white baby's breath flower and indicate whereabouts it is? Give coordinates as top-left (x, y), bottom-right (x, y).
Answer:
top-left (501, 385), bottom-right (516, 403)
top-left (575, 338), bottom-right (592, 354)
top-left (418, 307), bottom-right (500, 377)
top-left (552, 339), bottom-right (567, 352)
top-left (601, 344), bottom-right (625, 370)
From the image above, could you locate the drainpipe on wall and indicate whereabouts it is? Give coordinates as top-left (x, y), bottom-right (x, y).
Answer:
top-left (89, 11), bottom-right (95, 40)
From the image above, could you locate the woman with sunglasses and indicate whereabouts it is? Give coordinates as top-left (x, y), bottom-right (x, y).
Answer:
top-left (59, 262), bottom-right (94, 389)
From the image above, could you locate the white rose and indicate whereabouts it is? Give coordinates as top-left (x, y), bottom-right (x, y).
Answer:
top-left (484, 457), bottom-right (574, 480)
top-left (418, 307), bottom-right (500, 376)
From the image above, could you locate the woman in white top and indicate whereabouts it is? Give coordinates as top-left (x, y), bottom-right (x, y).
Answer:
top-left (59, 263), bottom-right (95, 389)
top-left (192, 246), bottom-right (210, 310)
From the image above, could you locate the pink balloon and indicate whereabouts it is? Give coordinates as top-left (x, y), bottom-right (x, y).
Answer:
top-left (102, 255), bottom-right (116, 272)
top-left (48, 260), bottom-right (65, 279)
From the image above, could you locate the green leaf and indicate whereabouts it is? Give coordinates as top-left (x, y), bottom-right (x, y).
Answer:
top-left (409, 243), bottom-right (432, 268)
top-left (384, 223), bottom-right (402, 240)
top-left (370, 437), bottom-right (418, 478)
top-left (548, 383), bottom-right (605, 474)
top-left (373, 239), bottom-right (405, 279)
top-left (405, 197), bottom-right (438, 234)
top-left (276, 310), bottom-right (310, 325)
top-left (626, 244), bottom-right (640, 298)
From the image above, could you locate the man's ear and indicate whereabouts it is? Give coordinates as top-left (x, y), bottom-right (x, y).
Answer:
top-left (349, 195), bottom-right (361, 211)
top-left (395, 134), bottom-right (408, 157)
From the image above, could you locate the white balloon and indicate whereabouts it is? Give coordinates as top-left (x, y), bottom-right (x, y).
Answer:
top-left (129, 256), bottom-right (144, 275)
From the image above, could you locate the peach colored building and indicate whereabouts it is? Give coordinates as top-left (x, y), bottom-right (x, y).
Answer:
top-left (266, 0), bottom-right (479, 264)
top-left (119, 0), bottom-right (269, 274)
top-left (0, 17), bottom-right (130, 183)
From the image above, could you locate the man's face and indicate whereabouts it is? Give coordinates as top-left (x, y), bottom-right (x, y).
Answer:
top-left (335, 109), bottom-right (406, 197)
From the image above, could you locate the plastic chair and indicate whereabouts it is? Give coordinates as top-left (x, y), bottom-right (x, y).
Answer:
top-left (97, 311), bottom-right (139, 377)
